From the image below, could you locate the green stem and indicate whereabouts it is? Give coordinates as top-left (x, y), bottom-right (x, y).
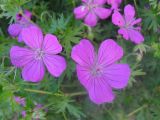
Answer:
top-left (72, 0), bottom-right (76, 7)
top-left (127, 104), bottom-right (148, 117)
top-left (13, 68), bottom-right (17, 81)
top-left (21, 83), bottom-right (40, 86)
top-left (62, 112), bottom-right (68, 120)
top-left (106, 110), bottom-right (116, 120)
top-left (24, 88), bottom-right (53, 95)
top-left (5, 67), bottom-right (15, 76)
top-left (61, 84), bottom-right (78, 87)
top-left (87, 26), bottom-right (94, 40)
top-left (125, 53), bottom-right (139, 59)
top-left (24, 88), bottom-right (86, 97)
top-left (134, 0), bottom-right (138, 10)
top-left (65, 91), bottom-right (87, 97)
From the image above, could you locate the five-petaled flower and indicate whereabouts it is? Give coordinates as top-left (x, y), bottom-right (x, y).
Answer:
top-left (10, 26), bottom-right (66, 82)
top-left (112, 4), bottom-right (144, 44)
top-left (74, 0), bottom-right (111, 27)
top-left (14, 96), bottom-right (26, 106)
top-left (8, 10), bottom-right (34, 42)
top-left (71, 39), bottom-right (131, 104)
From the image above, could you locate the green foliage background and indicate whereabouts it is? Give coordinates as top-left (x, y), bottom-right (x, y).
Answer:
top-left (0, 0), bottom-right (160, 120)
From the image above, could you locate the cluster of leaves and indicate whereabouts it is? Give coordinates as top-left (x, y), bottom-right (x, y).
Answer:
top-left (0, 0), bottom-right (160, 120)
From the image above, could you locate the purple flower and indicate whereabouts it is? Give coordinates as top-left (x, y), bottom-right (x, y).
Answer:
top-left (34, 104), bottom-right (43, 111)
top-left (14, 96), bottom-right (26, 106)
top-left (71, 39), bottom-right (131, 104)
top-left (16, 10), bottom-right (32, 23)
top-left (21, 111), bottom-right (26, 118)
top-left (33, 104), bottom-right (48, 113)
top-left (107, 0), bottom-right (122, 10)
top-left (112, 4), bottom-right (144, 44)
top-left (74, 0), bottom-right (111, 27)
top-left (10, 26), bottom-right (66, 82)
top-left (8, 10), bottom-right (34, 42)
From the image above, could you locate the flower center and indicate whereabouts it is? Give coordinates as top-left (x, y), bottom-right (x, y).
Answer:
top-left (90, 64), bottom-right (103, 76)
top-left (34, 49), bottom-right (45, 60)
top-left (87, 3), bottom-right (98, 10)
top-left (83, 0), bottom-right (99, 11)
top-left (16, 13), bottom-right (23, 21)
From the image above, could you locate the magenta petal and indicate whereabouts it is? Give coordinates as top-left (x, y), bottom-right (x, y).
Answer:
top-left (21, 26), bottom-right (43, 48)
top-left (107, 0), bottom-right (122, 10)
top-left (124, 4), bottom-right (135, 23)
top-left (74, 6), bottom-right (89, 19)
top-left (107, 0), bottom-right (122, 5)
top-left (131, 18), bottom-right (142, 26)
top-left (128, 29), bottom-right (144, 44)
top-left (77, 65), bottom-right (115, 104)
top-left (24, 10), bottom-right (32, 19)
top-left (18, 32), bottom-right (23, 42)
top-left (19, 10), bottom-right (32, 23)
top-left (22, 60), bottom-right (45, 82)
top-left (82, 0), bottom-right (88, 3)
top-left (112, 11), bottom-right (125, 27)
top-left (94, 7), bottom-right (111, 19)
top-left (10, 46), bottom-right (34, 67)
top-left (71, 39), bottom-right (95, 66)
top-left (8, 23), bottom-right (22, 37)
top-left (43, 55), bottom-right (66, 77)
top-left (94, 0), bottom-right (107, 5)
top-left (43, 34), bottom-right (62, 54)
top-left (118, 28), bottom-right (129, 40)
top-left (21, 111), bottom-right (26, 118)
top-left (76, 64), bottom-right (91, 90)
top-left (104, 64), bottom-right (131, 89)
top-left (88, 78), bottom-right (115, 104)
top-left (84, 12), bottom-right (97, 27)
top-left (98, 39), bottom-right (123, 66)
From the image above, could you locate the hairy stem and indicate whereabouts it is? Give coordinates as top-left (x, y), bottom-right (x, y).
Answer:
top-left (62, 112), bottom-right (68, 120)
top-left (24, 88), bottom-right (86, 97)
top-left (88, 26), bottom-right (94, 40)
top-left (65, 91), bottom-right (87, 97)
top-left (127, 104), bottom-right (148, 117)
top-left (24, 88), bottom-right (53, 95)
top-left (134, 0), bottom-right (138, 10)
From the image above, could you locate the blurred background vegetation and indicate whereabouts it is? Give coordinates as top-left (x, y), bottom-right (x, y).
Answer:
top-left (0, 0), bottom-right (160, 120)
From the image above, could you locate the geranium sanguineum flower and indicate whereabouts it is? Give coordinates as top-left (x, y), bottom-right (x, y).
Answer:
top-left (112, 4), bottom-right (144, 44)
top-left (21, 111), bottom-right (26, 118)
top-left (14, 96), bottom-right (26, 106)
top-left (107, 0), bottom-right (122, 10)
top-left (74, 0), bottom-right (111, 27)
top-left (71, 39), bottom-right (131, 104)
top-left (10, 26), bottom-right (66, 82)
top-left (8, 10), bottom-right (34, 42)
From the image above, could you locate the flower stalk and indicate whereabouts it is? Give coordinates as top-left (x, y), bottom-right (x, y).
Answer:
top-left (24, 88), bottom-right (86, 97)
top-left (127, 104), bottom-right (148, 117)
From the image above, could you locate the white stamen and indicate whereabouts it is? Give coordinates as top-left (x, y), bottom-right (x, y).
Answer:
top-left (34, 49), bottom-right (45, 60)
top-left (81, 6), bottom-right (86, 11)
